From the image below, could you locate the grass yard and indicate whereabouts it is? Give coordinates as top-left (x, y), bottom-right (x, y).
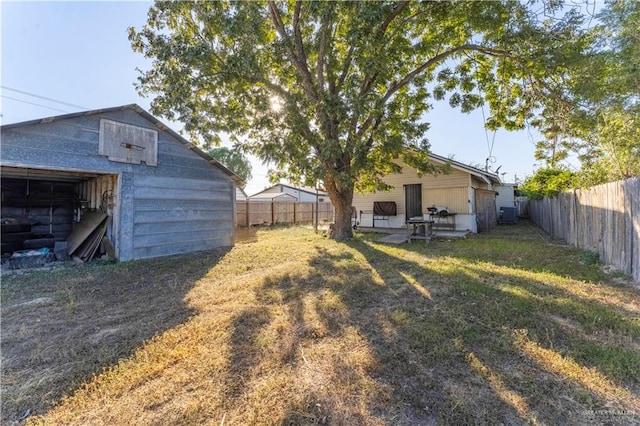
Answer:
top-left (2, 222), bottom-right (639, 425)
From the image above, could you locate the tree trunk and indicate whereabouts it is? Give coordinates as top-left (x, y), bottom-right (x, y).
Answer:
top-left (326, 184), bottom-right (354, 240)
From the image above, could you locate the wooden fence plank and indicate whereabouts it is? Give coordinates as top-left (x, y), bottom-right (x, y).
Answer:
top-left (529, 176), bottom-right (640, 283)
top-left (236, 202), bottom-right (335, 227)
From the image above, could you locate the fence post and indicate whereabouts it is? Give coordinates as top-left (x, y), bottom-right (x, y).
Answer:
top-left (315, 190), bottom-right (319, 231)
top-left (271, 202), bottom-right (275, 225)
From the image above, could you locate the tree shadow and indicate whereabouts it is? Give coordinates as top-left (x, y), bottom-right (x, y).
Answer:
top-left (347, 239), bottom-right (640, 423)
top-left (237, 234), bottom-right (639, 424)
top-left (226, 306), bottom-right (272, 399)
top-left (0, 248), bottom-right (229, 424)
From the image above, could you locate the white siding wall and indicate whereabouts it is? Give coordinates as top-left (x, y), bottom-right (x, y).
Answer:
top-left (261, 185), bottom-right (330, 203)
top-left (352, 160), bottom-right (473, 229)
top-left (295, 190), bottom-right (321, 202)
top-left (495, 184), bottom-right (516, 213)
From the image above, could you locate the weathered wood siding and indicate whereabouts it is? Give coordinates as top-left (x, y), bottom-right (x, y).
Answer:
top-left (1, 108), bottom-right (235, 261)
top-left (471, 176), bottom-right (490, 189)
top-left (529, 177), bottom-right (640, 283)
top-left (475, 189), bottom-right (497, 233)
top-left (78, 175), bottom-right (118, 211)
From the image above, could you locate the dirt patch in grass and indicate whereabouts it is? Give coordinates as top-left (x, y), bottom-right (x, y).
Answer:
top-left (2, 222), bottom-right (639, 425)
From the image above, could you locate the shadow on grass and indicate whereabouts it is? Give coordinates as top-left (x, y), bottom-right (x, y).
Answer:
top-left (371, 221), bottom-right (600, 282)
top-left (235, 226), bottom-right (639, 424)
top-left (355, 240), bottom-right (639, 417)
top-left (0, 248), bottom-right (228, 424)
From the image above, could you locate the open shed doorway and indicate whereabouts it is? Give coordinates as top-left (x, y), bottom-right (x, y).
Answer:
top-left (1, 166), bottom-right (119, 265)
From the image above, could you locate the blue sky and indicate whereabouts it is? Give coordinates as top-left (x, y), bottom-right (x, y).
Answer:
top-left (2, 1), bottom-right (551, 194)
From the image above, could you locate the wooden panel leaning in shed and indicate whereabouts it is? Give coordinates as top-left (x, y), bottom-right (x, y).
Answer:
top-left (99, 119), bottom-right (158, 166)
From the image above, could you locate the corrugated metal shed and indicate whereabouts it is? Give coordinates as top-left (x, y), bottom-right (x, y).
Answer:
top-left (1, 104), bottom-right (241, 261)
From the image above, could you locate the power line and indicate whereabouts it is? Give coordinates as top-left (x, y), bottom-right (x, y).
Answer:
top-left (1, 95), bottom-right (70, 114)
top-left (1, 85), bottom-right (87, 110)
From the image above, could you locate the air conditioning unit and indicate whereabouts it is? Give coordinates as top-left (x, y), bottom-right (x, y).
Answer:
top-left (499, 207), bottom-right (517, 224)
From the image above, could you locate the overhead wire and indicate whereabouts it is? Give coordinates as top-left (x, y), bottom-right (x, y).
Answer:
top-left (1, 85), bottom-right (88, 110)
top-left (1, 95), bottom-right (70, 114)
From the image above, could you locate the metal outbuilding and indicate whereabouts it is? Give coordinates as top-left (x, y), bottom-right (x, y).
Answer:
top-left (1, 104), bottom-right (242, 261)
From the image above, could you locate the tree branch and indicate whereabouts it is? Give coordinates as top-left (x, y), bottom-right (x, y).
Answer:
top-left (316, 3), bottom-right (335, 94)
top-left (356, 43), bottom-right (510, 138)
top-left (267, 1), bottom-right (287, 40)
top-left (379, 1), bottom-right (410, 35)
top-left (292, 0), bottom-right (319, 101)
top-left (267, 1), bottom-right (318, 103)
top-left (346, 1), bottom-right (410, 144)
top-left (336, 45), bottom-right (355, 93)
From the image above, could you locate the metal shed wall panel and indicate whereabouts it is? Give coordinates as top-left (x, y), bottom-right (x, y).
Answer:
top-left (1, 108), bottom-right (236, 261)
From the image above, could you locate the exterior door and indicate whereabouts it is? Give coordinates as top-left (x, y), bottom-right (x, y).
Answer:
top-left (404, 184), bottom-right (422, 221)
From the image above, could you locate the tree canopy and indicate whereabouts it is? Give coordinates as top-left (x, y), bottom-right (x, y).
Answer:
top-left (130, 0), bottom-right (591, 239)
top-left (528, 0), bottom-right (639, 192)
top-left (208, 147), bottom-right (253, 188)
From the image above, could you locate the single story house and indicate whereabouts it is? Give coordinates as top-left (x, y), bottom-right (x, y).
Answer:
top-left (248, 192), bottom-right (297, 202)
top-left (250, 183), bottom-right (331, 203)
top-left (1, 104), bottom-right (242, 261)
top-left (352, 153), bottom-right (500, 233)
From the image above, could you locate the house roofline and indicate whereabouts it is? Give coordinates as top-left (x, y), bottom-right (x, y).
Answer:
top-left (1, 104), bottom-right (244, 185)
top-left (249, 192), bottom-right (297, 200)
top-left (427, 153), bottom-right (501, 185)
top-left (250, 183), bottom-right (328, 198)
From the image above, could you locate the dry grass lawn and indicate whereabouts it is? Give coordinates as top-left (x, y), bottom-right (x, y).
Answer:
top-left (1, 222), bottom-right (639, 425)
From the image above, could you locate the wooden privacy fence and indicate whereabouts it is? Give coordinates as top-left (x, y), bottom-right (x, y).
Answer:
top-left (236, 202), bottom-right (334, 227)
top-left (529, 177), bottom-right (640, 283)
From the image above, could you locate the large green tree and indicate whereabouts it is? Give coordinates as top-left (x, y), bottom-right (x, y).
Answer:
top-left (130, 0), bottom-right (588, 239)
top-left (578, 0), bottom-right (640, 184)
top-left (531, 0), bottom-right (640, 186)
top-left (208, 147), bottom-right (253, 188)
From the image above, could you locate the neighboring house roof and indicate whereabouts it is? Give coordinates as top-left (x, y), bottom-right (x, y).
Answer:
top-left (250, 183), bottom-right (328, 198)
top-left (1, 104), bottom-right (244, 185)
top-left (249, 192), bottom-right (297, 201)
top-left (427, 153), bottom-right (501, 185)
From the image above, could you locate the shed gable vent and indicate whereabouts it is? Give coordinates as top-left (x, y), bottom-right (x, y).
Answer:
top-left (99, 119), bottom-right (158, 166)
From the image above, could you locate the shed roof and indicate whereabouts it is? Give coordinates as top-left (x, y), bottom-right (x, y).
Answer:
top-left (1, 104), bottom-right (244, 185)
